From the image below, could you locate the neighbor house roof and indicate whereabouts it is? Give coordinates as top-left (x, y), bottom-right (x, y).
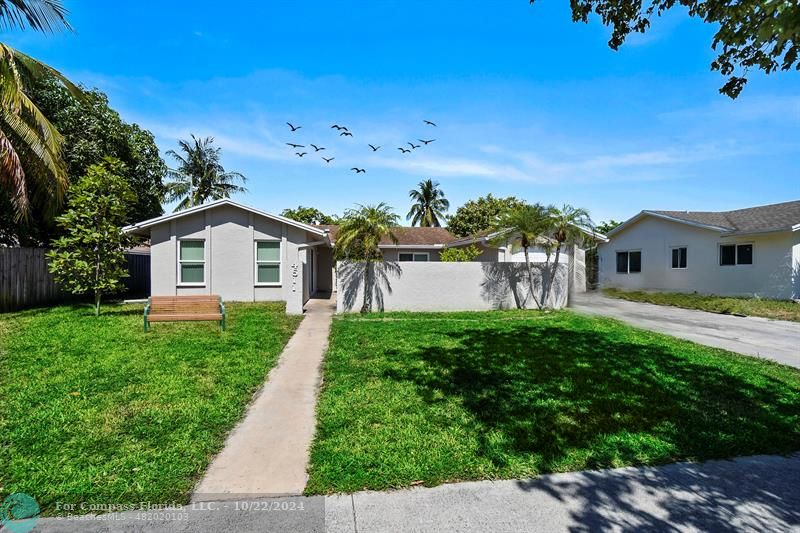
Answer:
top-left (609, 200), bottom-right (800, 237)
top-left (123, 199), bottom-right (330, 239)
top-left (447, 225), bottom-right (608, 247)
top-left (316, 225), bottom-right (457, 247)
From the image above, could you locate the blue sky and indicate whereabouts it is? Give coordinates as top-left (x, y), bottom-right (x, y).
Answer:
top-left (6, 1), bottom-right (799, 224)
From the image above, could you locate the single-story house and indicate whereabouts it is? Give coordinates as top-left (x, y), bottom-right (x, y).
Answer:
top-left (598, 200), bottom-right (800, 300)
top-left (124, 199), bottom-right (605, 313)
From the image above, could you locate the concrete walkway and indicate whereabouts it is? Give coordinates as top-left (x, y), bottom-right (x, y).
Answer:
top-left (34, 454), bottom-right (800, 532)
top-left (571, 292), bottom-right (800, 368)
top-left (192, 296), bottom-right (335, 500)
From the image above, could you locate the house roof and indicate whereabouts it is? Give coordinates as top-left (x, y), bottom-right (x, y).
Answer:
top-left (123, 199), bottom-right (330, 238)
top-left (447, 225), bottom-right (608, 247)
top-left (315, 225), bottom-right (457, 247)
top-left (609, 200), bottom-right (800, 237)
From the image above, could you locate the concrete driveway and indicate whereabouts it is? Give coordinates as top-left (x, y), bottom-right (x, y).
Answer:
top-left (570, 292), bottom-right (800, 369)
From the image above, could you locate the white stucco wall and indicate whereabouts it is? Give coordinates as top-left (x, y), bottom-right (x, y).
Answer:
top-left (336, 261), bottom-right (569, 313)
top-left (598, 216), bottom-right (799, 299)
top-left (148, 205), bottom-right (322, 313)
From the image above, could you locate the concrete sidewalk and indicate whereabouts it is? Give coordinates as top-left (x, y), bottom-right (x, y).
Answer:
top-left (192, 296), bottom-right (335, 499)
top-left (33, 454), bottom-right (800, 532)
top-left (571, 292), bottom-right (800, 368)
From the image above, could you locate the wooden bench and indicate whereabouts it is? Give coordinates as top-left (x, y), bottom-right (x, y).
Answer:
top-left (144, 295), bottom-right (226, 332)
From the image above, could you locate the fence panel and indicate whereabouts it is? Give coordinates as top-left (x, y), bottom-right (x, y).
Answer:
top-left (0, 248), bottom-right (150, 312)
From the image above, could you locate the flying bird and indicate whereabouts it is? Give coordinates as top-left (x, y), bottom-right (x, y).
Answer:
top-left (322, 157), bottom-right (335, 163)
top-left (397, 147), bottom-right (411, 153)
top-left (286, 122), bottom-right (302, 132)
top-left (340, 131), bottom-right (353, 137)
top-left (408, 142), bottom-right (421, 150)
top-left (331, 124), bottom-right (345, 130)
top-left (295, 152), bottom-right (307, 157)
top-left (310, 144), bottom-right (325, 151)
top-left (286, 143), bottom-right (304, 149)
top-left (419, 139), bottom-right (435, 145)
top-left (423, 120), bottom-right (437, 127)
top-left (368, 144), bottom-right (381, 152)
top-left (350, 167), bottom-right (366, 173)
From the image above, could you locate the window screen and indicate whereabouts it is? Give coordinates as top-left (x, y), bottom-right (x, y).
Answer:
top-left (671, 247), bottom-right (687, 269)
top-left (616, 252), bottom-right (629, 274)
top-left (628, 251), bottom-right (641, 273)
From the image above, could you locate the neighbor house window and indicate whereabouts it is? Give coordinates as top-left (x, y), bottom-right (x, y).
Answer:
top-left (398, 252), bottom-right (429, 262)
top-left (720, 244), bottom-right (753, 266)
top-left (671, 247), bottom-right (687, 269)
top-left (179, 240), bottom-right (205, 284)
top-left (256, 241), bottom-right (281, 285)
top-left (616, 251), bottom-right (641, 274)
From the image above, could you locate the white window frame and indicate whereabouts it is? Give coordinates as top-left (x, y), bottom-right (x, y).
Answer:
top-left (398, 252), bottom-right (430, 262)
top-left (670, 246), bottom-right (688, 270)
top-left (719, 242), bottom-right (754, 267)
top-left (254, 240), bottom-right (282, 287)
top-left (177, 239), bottom-right (206, 287)
top-left (615, 249), bottom-right (641, 274)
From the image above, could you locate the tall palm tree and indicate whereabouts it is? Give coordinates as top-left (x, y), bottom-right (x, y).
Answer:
top-left (407, 179), bottom-right (449, 227)
top-left (164, 135), bottom-right (247, 211)
top-left (334, 203), bottom-right (399, 313)
top-left (491, 203), bottom-right (552, 310)
top-left (542, 204), bottom-right (593, 305)
top-left (0, 0), bottom-right (81, 221)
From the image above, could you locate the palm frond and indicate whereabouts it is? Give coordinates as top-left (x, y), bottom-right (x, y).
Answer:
top-left (0, 0), bottom-right (70, 33)
top-left (0, 127), bottom-right (28, 217)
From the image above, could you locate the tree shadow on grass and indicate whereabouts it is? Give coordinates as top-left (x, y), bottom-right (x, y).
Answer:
top-left (381, 322), bottom-right (800, 472)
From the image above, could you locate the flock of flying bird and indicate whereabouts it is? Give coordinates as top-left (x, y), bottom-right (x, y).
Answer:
top-left (284, 120), bottom-right (438, 173)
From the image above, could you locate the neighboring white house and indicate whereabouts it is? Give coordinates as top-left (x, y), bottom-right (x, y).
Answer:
top-left (598, 200), bottom-right (800, 300)
top-left (124, 199), bottom-right (605, 313)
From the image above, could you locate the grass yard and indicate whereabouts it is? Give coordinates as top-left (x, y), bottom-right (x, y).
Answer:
top-left (306, 310), bottom-right (800, 494)
top-left (0, 302), bottom-right (302, 515)
top-left (603, 288), bottom-right (800, 323)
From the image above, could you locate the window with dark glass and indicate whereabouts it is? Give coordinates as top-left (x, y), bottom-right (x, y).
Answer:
top-left (616, 252), bottom-right (629, 273)
top-left (616, 251), bottom-right (640, 274)
top-left (737, 244), bottom-right (753, 265)
top-left (671, 247), bottom-right (687, 269)
top-left (629, 251), bottom-right (641, 273)
top-left (719, 244), bottom-right (736, 266)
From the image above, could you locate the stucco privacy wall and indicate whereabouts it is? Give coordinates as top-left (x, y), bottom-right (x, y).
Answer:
top-left (149, 204), bottom-right (312, 313)
top-left (336, 261), bottom-right (569, 313)
top-left (598, 216), bottom-right (800, 299)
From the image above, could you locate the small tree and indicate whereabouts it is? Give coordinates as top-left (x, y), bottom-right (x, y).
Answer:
top-left (48, 158), bottom-right (136, 316)
top-left (440, 245), bottom-right (482, 262)
top-left (334, 203), bottom-right (399, 313)
top-left (491, 203), bottom-right (551, 310)
top-left (541, 205), bottom-right (593, 306)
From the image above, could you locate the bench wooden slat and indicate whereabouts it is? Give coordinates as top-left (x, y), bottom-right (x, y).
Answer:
top-left (144, 295), bottom-right (226, 331)
top-left (148, 313), bottom-right (223, 322)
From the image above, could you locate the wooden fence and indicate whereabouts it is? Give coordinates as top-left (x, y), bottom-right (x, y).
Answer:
top-left (0, 248), bottom-right (150, 312)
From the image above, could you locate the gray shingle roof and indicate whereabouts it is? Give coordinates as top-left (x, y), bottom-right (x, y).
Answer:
top-left (649, 200), bottom-right (800, 235)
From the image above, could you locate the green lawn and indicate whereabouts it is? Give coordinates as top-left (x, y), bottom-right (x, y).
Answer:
top-left (603, 288), bottom-right (800, 323)
top-left (306, 310), bottom-right (800, 494)
top-left (0, 302), bottom-right (302, 515)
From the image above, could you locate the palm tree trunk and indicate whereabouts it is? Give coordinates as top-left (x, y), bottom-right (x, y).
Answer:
top-left (542, 245), bottom-right (562, 308)
top-left (523, 247), bottom-right (543, 310)
top-left (360, 261), bottom-right (373, 313)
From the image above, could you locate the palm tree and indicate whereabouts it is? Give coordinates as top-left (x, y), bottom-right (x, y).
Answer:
top-left (334, 203), bottom-right (399, 313)
top-left (0, 0), bottom-right (82, 221)
top-left (164, 135), bottom-right (247, 211)
top-left (542, 204), bottom-right (593, 305)
top-left (407, 179), bottom-right (449, 227)
top-left (491, 203), bottom-right (552, 310)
